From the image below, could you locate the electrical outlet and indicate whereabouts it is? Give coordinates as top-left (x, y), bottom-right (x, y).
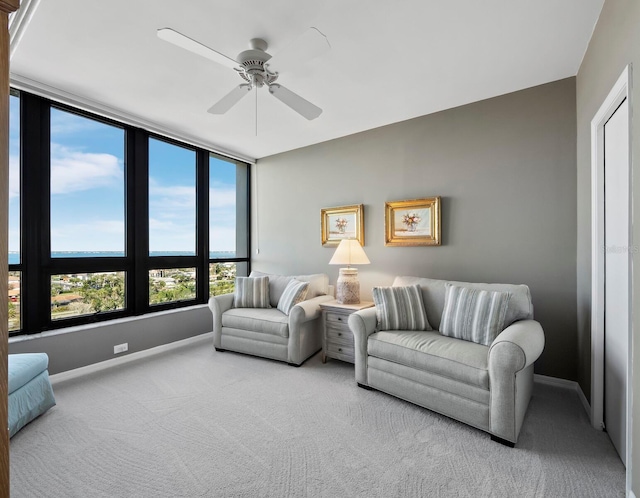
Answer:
top-left (113, 343), bottom-right (128, 354)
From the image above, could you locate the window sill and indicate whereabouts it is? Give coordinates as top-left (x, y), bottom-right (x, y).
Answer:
top-left (8, 303), bottom-right (209, 344)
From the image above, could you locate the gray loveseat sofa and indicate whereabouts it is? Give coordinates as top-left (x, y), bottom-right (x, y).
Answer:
top-left (209, 271), bottom-right (334, 366)
top-left (348, 276), bottom-right (545, 445)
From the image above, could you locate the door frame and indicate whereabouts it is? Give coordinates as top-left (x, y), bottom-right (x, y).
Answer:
top-left (590, 64), bottom-right (632, 478)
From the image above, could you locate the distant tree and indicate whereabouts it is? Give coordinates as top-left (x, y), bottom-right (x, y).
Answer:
top-left (210, 280), bottom-right (235, 296)
top-left (149, 283), bottom-right (195, 305)
top-left (8, 300), bottom-right (16, 319)
top-left (51, 283), bottom-right (65, 297)
top-left (78, 274), bottom-right (125, 312)
top-left (69, 302), bottom-right (93, 316)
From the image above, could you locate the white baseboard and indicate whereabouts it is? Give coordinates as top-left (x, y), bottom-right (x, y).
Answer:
top-left (534, 374), bottom-right (591, 420)
top-left (50, 332), bottom-right (213, 385)
top-left (630, 490), bottom-right (636, 498)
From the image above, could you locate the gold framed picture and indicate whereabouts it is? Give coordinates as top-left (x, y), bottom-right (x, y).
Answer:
top-left (385, 197), bottom-right (441, 246)
top-left (321, 204), bottom-right (364, 247)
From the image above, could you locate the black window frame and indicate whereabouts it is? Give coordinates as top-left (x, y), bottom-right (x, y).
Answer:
top-left (8, 89), bottom-right (250, 337)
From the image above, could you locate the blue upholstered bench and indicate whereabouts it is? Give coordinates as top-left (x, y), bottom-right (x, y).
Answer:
top-left (8, 353), bottom-right (56, 437)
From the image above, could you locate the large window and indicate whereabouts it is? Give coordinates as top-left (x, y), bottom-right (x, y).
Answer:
top-left (9, 92), bottom-right (19, 263)
top-left (209, 154), bottom-right (249, 296)
top-left (8, 271), bottom-right (20, 332)
top-left (149, 138), bottom-right (196, 256)
top-left (50, 108), bottom-right (125, 256)
top-left (51, 272), bottom-right (126, 320)
top-left (149, 268), bottom-right (196, 305)
top-left (8, 91), bottom-right (20, 332)
top-left (210, 155), bottom-right (237, 258)
top-left (8, 90), bottom-right (250, 336)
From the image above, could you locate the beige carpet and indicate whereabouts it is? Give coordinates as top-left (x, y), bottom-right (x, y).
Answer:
top-left (10, 336), bottom-right (625, 497)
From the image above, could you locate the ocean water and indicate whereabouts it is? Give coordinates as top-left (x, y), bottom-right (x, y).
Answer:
top-left (8, 251), bottom-right (236, 265)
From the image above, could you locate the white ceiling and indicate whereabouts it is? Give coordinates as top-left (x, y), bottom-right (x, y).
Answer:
top-left (10, 0), bottom-right (604, 162)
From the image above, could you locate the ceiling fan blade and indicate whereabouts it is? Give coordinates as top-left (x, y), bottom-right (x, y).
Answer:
top-left (267, 27), bottom-right (330, 72)
top-left (208, 84), bottom-right (252, 114)
top-left (157, 28), bottom-right (239, 69)
top-left (269, 84), bottom-right (322, 120)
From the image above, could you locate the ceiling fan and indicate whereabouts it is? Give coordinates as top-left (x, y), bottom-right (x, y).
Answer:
top-left (157, 27), bottom-right (330, 120)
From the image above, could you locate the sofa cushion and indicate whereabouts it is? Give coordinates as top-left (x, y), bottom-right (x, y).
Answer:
top-left (250, 271), bottom-right (329, 307)
top-left (367, 330), bottom-right (489, 389)
top-left (392, 276), bottom-right (533, 330)
top-left (277, 279), bottom-right (309, 315)
top-left (440, 284), bottom-right (511, 346)
top-left (222, 308), bottom-right (289, 338)
top-left (234, 276), bottom-right (271, 308)
top-left (372, 285), bottom-right (432, 331)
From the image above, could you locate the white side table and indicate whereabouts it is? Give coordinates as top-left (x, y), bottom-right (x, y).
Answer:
top-left (320, 300), bottom-right (374, 364)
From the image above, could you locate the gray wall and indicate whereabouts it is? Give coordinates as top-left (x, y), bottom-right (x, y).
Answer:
top-left (576, 0), bottom-right (640, 492)
top-left (8, 305), bottom-right (213, 375)
top-left (254, 78), bottom-right (577, 380)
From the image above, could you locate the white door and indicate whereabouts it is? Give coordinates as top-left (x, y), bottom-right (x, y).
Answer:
top-left (603, 97), bottom-right (629, 466)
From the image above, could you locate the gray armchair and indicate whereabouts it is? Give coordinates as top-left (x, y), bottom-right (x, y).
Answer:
top-left (349, 276), bottom-right (545, 445)
top-left (208, 272), bottom-right (333, 366)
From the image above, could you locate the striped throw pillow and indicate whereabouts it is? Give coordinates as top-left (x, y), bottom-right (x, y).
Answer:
top-left (440, 284), bottom-right (511, 346)
top-left (234, 276), bottom-right (271, 308)
top-left (372, 285), bottom-right (432, 331)
top-left (277, 279), bottom-right (309, 315)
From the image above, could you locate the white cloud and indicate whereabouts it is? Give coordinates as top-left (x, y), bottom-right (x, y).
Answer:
top-left (50, 144), bottom-right (123, 195)
top-left (210, 208), bottom-right (236, 227)
top-left (147, 181), bottom-right (235, 213)
top-left (50, 110), bottom-right (104, 137)
top-left (209, 186), bottom-right (236, 208)
top-left (9, 155), bottom-right (19, 200)
top-left (149, 217), bottom-right (196, 252)
top-left (149, 183), bottom-right (195, 210)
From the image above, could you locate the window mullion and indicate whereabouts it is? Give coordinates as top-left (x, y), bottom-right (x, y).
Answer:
top-left (131, 129), bottom-right (149, 315)
top-left (197, 149), bottom-right (208, 302)
top-left (21, 93), bottom-right (50, 333)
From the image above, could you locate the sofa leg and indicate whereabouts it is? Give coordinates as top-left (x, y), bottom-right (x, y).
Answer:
top-left (491, 435), bottom-right (515, 448)
top-left (215, 347), bottom-right (226, 352)
top-left (357, 383), bottom-right (374, 390)
top-left (288, 362), bottom-right (301, 367)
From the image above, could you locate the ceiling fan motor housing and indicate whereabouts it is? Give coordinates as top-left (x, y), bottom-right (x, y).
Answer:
top-left (236, 38), bottom-right (277, 87)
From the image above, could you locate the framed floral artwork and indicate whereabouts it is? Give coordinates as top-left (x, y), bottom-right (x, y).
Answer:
top-left (321, 204), bottom-right (364, 247)
top-left (385, 197), bottom-right (441, 246)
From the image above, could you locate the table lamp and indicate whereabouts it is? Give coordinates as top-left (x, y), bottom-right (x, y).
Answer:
top-left (329, 239), bottom-right (370, 304)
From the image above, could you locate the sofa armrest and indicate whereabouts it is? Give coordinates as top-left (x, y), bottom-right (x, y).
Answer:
top-left (489, 319), bottom-right (545, 372)
top-left (287, 294), bottom-right (334, 364)
top-left (289, 294), bottom-right (335, 324)
top-left (348, 307), bottom-right (378, 385)
top-left (488, 319), bottom-right (545, 442)
top-left (208, 293), bottom-right (235, 348)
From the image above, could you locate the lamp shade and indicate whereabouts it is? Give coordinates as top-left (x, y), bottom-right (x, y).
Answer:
top-left (329, 239), bottom-right (370, 266)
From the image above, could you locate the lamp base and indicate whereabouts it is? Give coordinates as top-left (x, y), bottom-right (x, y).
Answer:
top-left (336, 268), bottom-right (360, 304)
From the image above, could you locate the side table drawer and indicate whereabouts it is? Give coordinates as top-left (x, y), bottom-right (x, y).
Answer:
top-left (326, 342), bottom-right (355, 363)
top-left (325, 312), bottom-right (349, 326)
top-left (326, 325), bottom-right (353, 346)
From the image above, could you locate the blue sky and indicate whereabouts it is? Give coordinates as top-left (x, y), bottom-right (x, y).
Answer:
top-left (8, 95), bottom-right (238, 256)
